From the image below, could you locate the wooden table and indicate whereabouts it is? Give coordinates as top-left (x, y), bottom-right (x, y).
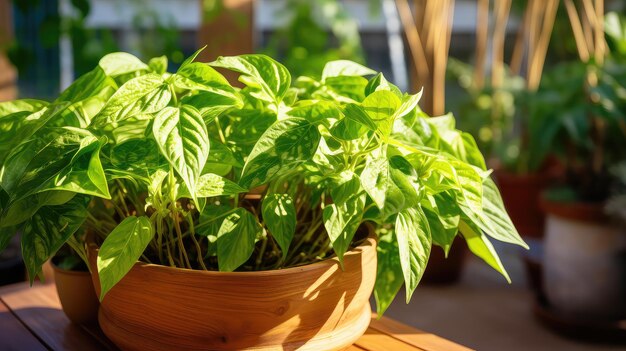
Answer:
top-left (0, 282), bottom-right (471, 351)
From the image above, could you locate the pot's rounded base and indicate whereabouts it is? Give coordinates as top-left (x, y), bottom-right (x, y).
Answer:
top-left (90, 235), bottom-right (377, 351)
top-left (52, 265), bottom-right (99, 325)
top-left (99, 302), bottom-right (371, 351)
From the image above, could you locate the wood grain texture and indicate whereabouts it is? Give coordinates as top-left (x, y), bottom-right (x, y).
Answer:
top-left (355, 329), bottom-right (426, 351)
top-left (0, 282), bottom-right (468, 351)
top-left (1, 283), bottom-right (113, 351)
top-left (88, 237), bottom-right (378, 351)
top-left (0, 299), bottom-right (47, 351)
top-left (369, 315), bottom-right (473, 351)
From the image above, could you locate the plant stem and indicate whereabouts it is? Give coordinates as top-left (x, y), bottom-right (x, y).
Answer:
top-left (255, 236), bottom-right (268, 270)
top-left (214, 117), bottom-right (227, 145)
top-left (173, 210), bottom-right (192, 269)
top-left (186, 213), bottom-right (208, 270)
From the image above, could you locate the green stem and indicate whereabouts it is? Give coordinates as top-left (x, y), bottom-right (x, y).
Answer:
top-left (173, 210), bottom-right (192, 269)
top-left (214, 117), bottom-right (227, 145)
top-left (186, 213), bottom-right (208, 270)
top-left (255, 236), bottom-right (268, 270)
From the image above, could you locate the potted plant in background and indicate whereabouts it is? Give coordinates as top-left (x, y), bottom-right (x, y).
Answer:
top-left (447, 0), bottom-right (563, 242)
top-left (538, 11), bottom-right (626, 322)
top-left (0, 49), bottom-right (526, 350)
top-left (51, 241), bottom-right (100, 325)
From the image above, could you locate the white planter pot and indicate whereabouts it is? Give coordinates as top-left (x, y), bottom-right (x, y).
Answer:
top-left (542, 201), bottom-right (626, 319)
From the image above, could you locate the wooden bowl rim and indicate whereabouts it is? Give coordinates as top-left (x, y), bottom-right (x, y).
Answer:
top-left (87, 232), bottom-right (377, 277)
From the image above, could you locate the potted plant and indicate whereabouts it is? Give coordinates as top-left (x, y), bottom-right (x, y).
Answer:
top-left (539, 12), bottom-right (626, 320)
top-left (0, 49), bottom-right (526, 350)
top-left (51, 241), bottom-right (100, 325)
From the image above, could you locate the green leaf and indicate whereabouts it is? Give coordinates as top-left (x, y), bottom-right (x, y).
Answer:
top-left (2, 130), bottom-right (110, 201)
top-left (22, 195), bottom-right (89, 283)
top-left (323, 177), bottom-right (366, 265)
top-left (110, 115), bottom-right (151, 144)
top-left (203, 138), bottom-right (242, 176)
top-left (0, 100), bottom-right (49, 164)
top-left (321, 60), bottom-right (376, 81)
top-left (56, 66), bottom-right (117, 103)
top-left (365, 73), bottom-right (402, 97)
top-left (97, 216), bottom-right (154, 299)
top-left (325, 75), bottom-right (369, 102)
top-left (374, 229), bottom-right (404, 316)
top-left (1, 191), bottom-right (75, 228)
top-left (148, 56), bottom-right (168, 74)
top-left (459, 220), bottom-right (510, 282)
top-left (96, 73), bottom-right (171, 123)
top-left (99, 52), bottom-right (148, 77)
top-left (194, 173), bottom-right (247, 198)
top-left (0, 98), bottom-right (48, 115)
top-left (395, 206), bottom-right (432, 302)
top-left (421, 192), bottom-right (460, 254)
top-left (342, 103), bottom-right (377, 130)
top-left (287, 101), bottom-right (342, 124)
top-left (395, 90), bottom-right (422, 120)
top-left (240, 118), bottom-right (320, 188)
top-left (175, 62), bottom-right (233, 93)
top-left (480, 177), bottom-right (527, 248)
top-left (152, 105), bottom-right (210, 198)
top-left (211, 54), bottom-right (291, 104)
top-left (111, 138), bottom-right (165, 172)
top-left (262, 193), bottom-right (296, 260)
top-left (217, 208), bottom-right (262, 272)
top-left (181, 92), bottom-right (242, 122)
top-left (361, 90), bottom-right (402, 136)
top-left (198, 203), bottom-right (232, 239)
top-left (360, 151), bottom-right (389, 209)
top-left (179, 46), bottom-right (206, 70)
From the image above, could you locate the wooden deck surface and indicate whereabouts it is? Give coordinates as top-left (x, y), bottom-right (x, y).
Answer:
top-left (0, 282), bottom-right (472, 351)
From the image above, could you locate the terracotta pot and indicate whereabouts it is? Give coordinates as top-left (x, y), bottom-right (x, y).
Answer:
top-left (87, 235), bottom-right (377, 351)
top-left (52, 263), bottom-right (100, 325)
top-left (421, 236), bottom-right (466, 285)
top-left (494, 171), bottom-right (550, 238)
top-left (540, 197), bottom-right (626, 319)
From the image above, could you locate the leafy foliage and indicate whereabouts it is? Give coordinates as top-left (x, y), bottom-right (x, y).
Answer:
top-left (0, 50), bottom-right (525, 313)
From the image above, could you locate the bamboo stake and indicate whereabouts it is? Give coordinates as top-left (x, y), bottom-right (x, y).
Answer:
top-left (581, 0), bottom-right (599, 29)
top-left (433, 0), bottom-right (453, 115)
top-left (396, 0), bottom-right (430, 85)
top-left (528, 0), bottom-right (559, 90)
top-left (594, 0), bottom-right (604, 64)
top-left (581, 3), bottom-right (595, 54)
top-left (492, 0), bottom-right (512, 88)
top-left (414, 0), bottom-right (426, 38)
top-left (526, 0), bottom-right (541, 87)
top-left (510, 1), bottom-right (531, 76)
top-left (475, 0), bottom-right (490, 89)
top-left (564, 0), bottom-right (590, 61)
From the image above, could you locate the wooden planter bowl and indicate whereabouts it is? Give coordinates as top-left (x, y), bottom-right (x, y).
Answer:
top-left (87, 236), bottom-right (377, 351)
top-left (51, 263), bottom-right (100, 325)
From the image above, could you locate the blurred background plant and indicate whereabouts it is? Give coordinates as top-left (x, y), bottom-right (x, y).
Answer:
top-left (4, 0), bottom-right (182, 98)
top-left (534, 11), bottom-right (626, 202)
top-left (262, 0), bottom-right (365, 78)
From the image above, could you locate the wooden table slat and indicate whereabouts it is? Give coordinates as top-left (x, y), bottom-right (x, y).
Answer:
top-left (370, 315), bottom-right (473, 351)
top-left (0, 282), bottom-right (469, 351)
top-left (355, 328), bottom-right (427, 351)
top-left (1, 283), bottom-right (112, 351)
top-left (0, 299), bottom-right (47, 351)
